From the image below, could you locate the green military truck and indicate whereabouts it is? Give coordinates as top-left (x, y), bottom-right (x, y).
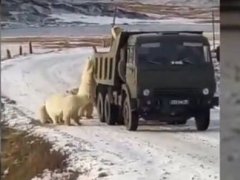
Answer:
top-left (92, 30), bottom-right (218, 131)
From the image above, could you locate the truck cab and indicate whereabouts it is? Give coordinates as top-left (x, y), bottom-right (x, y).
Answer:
top-left (93, 30), bottom-right (218, 131)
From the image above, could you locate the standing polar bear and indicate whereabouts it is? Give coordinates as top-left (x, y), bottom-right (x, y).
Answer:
top-left (39, 57), bottom-right (96, 125)
top-left (77, 55), bottom-right (96, 118)
top-left (66, 55), bottom-right (96, 119)
top-left (65, 88), bottom-right (95, 118)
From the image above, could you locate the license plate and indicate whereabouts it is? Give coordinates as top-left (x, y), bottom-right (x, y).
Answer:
top-left (170, 99), bottom-right (189, 105)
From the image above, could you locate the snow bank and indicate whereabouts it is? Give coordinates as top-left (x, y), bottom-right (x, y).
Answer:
top-left (50, 13), bottom-right (197, 25)
top-left (1, 97), bottom-right (104, 179)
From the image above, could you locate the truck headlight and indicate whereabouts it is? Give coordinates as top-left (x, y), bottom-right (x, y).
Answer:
top-left (143, 89), bottom-right (150, 96)
top-left (202, 88), bottom-right (209, 95)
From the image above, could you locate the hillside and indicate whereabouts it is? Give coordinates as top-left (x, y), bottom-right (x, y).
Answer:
top-left (2, 0), bottom-right (219, 28)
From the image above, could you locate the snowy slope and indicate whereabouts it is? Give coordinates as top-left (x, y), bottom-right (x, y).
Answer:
top-left (1, 47), bottom-right (219, 179)
top-left (1, 0), bottom-right (150, 28)
top-left (2, 0), bottom-right (219, 28)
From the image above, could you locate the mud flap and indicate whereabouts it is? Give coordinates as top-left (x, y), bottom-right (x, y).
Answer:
top-left (130, 99), bottom-right (138, 111)
top-left (121, 84), bottom-right (138, 111)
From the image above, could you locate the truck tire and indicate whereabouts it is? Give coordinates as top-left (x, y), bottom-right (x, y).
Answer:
top-left (97, 92), bottom-right (105, 122)
top-left (195, 109), bottom-right (210, 131)
top-left (117, 112), bottom-right (124, 125)
top-left (104, 94), bottom-right (117, 125)
top-left (117, 94), bottom-right (124, 125)
top-left (123, 96), bottom-right (139, 131)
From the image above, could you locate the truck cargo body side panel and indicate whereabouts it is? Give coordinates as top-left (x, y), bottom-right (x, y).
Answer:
top-left (93, 52), bottom-right (116, 86)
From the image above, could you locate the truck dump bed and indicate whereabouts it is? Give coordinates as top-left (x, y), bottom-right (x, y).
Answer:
top-left (93, 31), bottom-right (128, 86)
top-left (93, 30), bottom-right (204, 86)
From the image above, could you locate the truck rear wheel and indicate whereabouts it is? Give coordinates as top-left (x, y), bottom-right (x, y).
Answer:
top-left (195, 109), bottom-right (210, 131)
top-left (97, 92), bottom-right (105, 122)
top-left (104, 94), bottom-right (117, 125)
top-left (123, 96), bottom-right (138, 131)
top-left (117, 111), bottom-right (124, 125)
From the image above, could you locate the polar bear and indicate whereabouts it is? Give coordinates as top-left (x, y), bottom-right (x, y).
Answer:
top-left (80, 102), bottom-right (94, 118)
top-left (77, 56), bottom-right (96, 118)
top-left (66, 88), bottom-right (78, 95)
top-left (41, 93), bottom-right (89, 125)
top-left (39, 57), bottom-right (95, 125)
top-left (38, 93), bottom-right (65, 125)
top-left (66, 88), bottom-right (94, 119)
top-left (39, 104), bottom-right (52, 124)
top-left (44, 93), bottom-right (65, 125)
top-left (60, 93), bottom-right (90, 125)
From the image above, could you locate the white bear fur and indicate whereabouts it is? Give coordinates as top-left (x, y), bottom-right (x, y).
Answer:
top-left (77, 56), bottom-right (96, 118)
top-left (66, 88), bottom-right (94, 118)
top-left (44, 93), bottom-right (65, 124)
top-left (39, 104), bottom-right (52, 124)
top-left (40, 57), bottom-right (95, 125)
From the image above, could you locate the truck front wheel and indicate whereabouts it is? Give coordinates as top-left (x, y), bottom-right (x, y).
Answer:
top-left (97, 92), bottom-right (105, 122)
top-left (195, 109), bottom-right (210, 131)
top-left (123, 96), bottom-right (139, 131)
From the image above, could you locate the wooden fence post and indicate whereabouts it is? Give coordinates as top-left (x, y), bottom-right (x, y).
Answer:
top-left (6, 49), bottom-right (11, 59)
top-left (19, 45), bottom-right (23, 55)
top-left (29, 42), bottom-right (33, 54)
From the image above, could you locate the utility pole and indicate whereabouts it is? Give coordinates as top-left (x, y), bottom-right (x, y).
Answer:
top-left (212, 10), bottom-right (216, 50)
top-left (111, 0), bottom-right (117, 27)
top-left (111, 0), bottom-right (117, 47)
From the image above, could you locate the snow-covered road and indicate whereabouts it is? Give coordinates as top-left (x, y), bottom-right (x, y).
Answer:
top-left (1, 48), bottom-right (219, 180)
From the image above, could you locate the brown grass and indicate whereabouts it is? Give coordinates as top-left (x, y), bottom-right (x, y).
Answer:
top-left (1, 36), bottom-right (112, 61)
top-left (118, 2), bottom-right (219, 21)
top-left (36, 37), bottom-right (111, 49)
top-left (1, 124), bottom-right (78, 180)
top-left (0, 34), bottom-right (113, 61)
top-left (1, 36), bottom-right (111, 44)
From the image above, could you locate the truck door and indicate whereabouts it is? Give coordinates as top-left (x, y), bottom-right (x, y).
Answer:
top-left (126, 46), bottom-right (137, 98)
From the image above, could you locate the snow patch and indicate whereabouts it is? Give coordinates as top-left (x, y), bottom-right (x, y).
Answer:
top-left (1, 97), bottom-right (106, 179)
top-left (32, 169), bottom-right (73, 180)
top-left (50, 13), bottom-right (198, 25)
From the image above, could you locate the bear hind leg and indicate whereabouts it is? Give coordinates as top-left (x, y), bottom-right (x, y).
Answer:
top-left (52, 115), bottom-right (60, 125)
top-left (85, 103), bottom-right (94, 119)
top-left (63, 114), bottom-right (71, 126)
top-left (56, 115), bottom-right (64, 124)
top-left (72, 116), bottom-right (81, 126)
